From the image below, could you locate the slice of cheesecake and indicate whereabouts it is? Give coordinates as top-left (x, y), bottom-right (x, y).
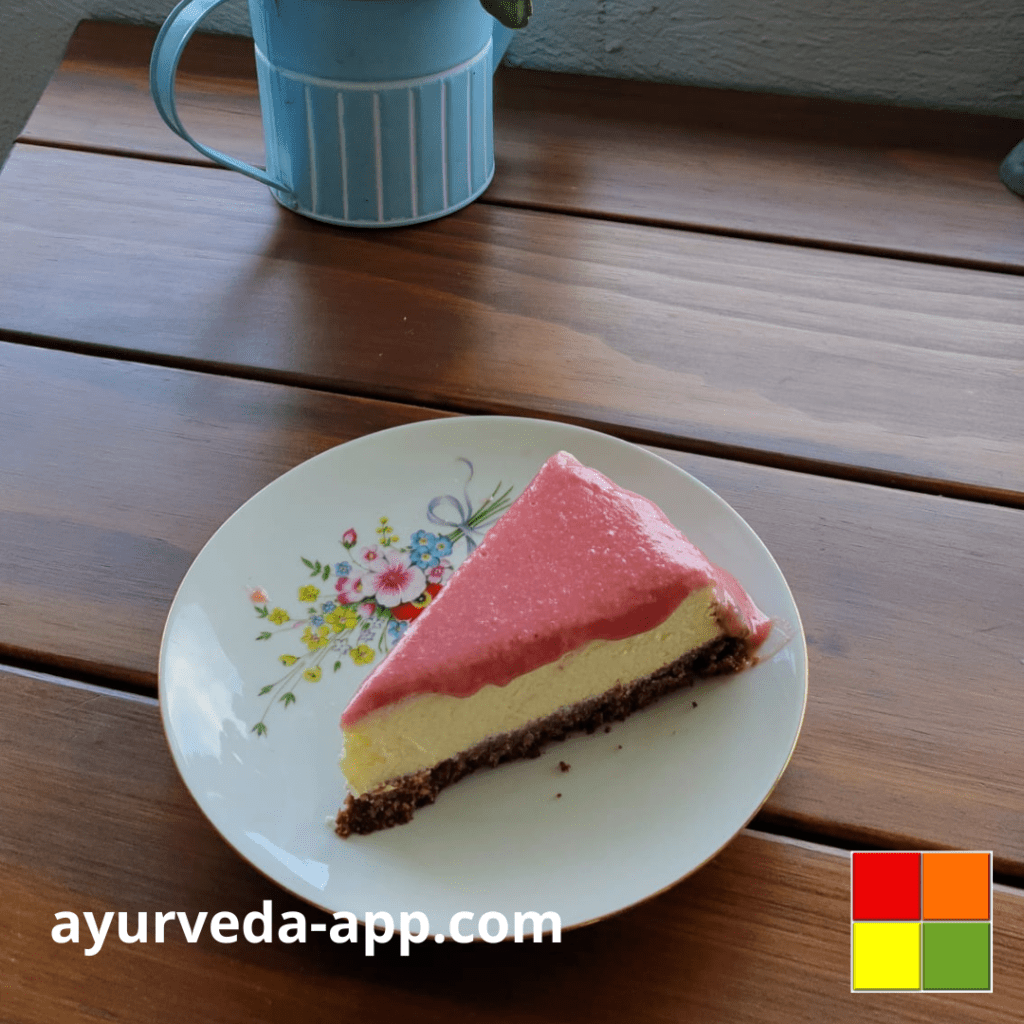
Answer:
top-left (336, 451), bottom-right (771, 837)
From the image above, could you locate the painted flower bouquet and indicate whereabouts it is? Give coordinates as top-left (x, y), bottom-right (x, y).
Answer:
top-left (248, 459), bottom-right (515, 736)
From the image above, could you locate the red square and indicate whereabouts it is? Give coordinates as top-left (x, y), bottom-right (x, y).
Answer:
top-left (852, 852), bottom-right (921, 920)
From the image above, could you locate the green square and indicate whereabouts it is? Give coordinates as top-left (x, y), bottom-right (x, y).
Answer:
top-left (923, 922), bottom-right (990, 990)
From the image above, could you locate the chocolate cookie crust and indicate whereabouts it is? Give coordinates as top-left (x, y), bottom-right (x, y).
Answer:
top-left (336, 633), bottom-right (753, 838)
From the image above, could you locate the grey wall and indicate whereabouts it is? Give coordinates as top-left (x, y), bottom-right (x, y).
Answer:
top-left (2, 0), bottom-right (1023, 172)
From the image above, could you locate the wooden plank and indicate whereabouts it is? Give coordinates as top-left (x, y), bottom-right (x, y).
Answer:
top-left (493, 70), bottom-right (1024, 274)
top-left (21, 20), bottom-right (1024, 272)
top-left (2, 667), bottom-right (1022, 1023)
top-left (1, 342), bottom-right (1023, 874)
top-left (2, 145), bottom-right (1023, 503)
top-left (21, 19), bottom-right (267, 167)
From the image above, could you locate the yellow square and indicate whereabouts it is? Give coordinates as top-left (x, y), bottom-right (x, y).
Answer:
top-left (852, 922), bottom-right (921, 990)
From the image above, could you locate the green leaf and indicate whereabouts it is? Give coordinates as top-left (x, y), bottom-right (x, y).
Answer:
top-left (258, 684), bottom-right (273, 696)
top-left (301, 557), bottom-right (314, 569)
top-left (255, 605), bottom-right (269, 617)
top-left (480, 0), bottom-right (532, 30)
top-left (281, 692), bottom-right (297, 707)
top-left (252, 722), bottom-right (267, 736)
top-left (256, 631), bottom-right (271, 641)
top-left (322, 564), bottom-right (330, 581)
top-left (333, 661), bottom-right (341, 672)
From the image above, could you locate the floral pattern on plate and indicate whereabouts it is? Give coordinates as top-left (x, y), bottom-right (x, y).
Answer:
top-left (247, 458), bottom-right (515, 735)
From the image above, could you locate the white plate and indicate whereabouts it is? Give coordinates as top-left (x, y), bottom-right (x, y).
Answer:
top-left (160, 416), bottom-right (807, 934)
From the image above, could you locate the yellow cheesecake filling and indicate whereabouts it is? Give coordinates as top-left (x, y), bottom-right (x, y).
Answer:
top-left (342, 586), bottom-right (723, 795)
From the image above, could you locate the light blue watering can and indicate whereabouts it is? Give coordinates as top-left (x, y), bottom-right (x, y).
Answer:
top-left (151, 0), bottom-right (532, 227)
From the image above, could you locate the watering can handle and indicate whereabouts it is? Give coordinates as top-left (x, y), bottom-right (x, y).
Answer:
top-left (150, 0), bottom-right (293, 193)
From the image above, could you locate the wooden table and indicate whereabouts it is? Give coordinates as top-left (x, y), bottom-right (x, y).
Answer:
top-left (2, 21), bottom-right (1023, 1022)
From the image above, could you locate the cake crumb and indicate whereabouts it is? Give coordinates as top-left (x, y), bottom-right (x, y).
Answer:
top-left (555, 793), bottom-right (562, 799)
top-left (692, 701), bottom-right (698, 708)
top-left (617, 745), bottom-right (622, 750)
top-left (558, 761), bottom-right (571, 773)
top-left (604, 726), bottom-right (611, 733)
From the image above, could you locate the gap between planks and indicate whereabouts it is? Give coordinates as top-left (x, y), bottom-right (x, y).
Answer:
top-left (2, 325), bottom-right (1022, 513)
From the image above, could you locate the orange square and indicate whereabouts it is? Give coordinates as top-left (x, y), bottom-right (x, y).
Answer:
top-left (922, 852), bottom-right (990, 920)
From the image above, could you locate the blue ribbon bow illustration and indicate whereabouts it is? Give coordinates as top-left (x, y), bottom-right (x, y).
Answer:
top-left (427, 457), bottom-right (484, 551)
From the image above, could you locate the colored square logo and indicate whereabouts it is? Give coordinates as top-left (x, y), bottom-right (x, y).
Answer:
top-left (923, 852), bottom-right (990, 920)
top-left (850, 851), bottom-right (993, 992)
top-left (851, 851), bottom-right (921, 920)
top-left (852, 922), bottom-right (921, 990)
top-left (923, 922), bottom-right (990, 990)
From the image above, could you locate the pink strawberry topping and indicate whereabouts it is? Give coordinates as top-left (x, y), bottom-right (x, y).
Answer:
top-left (342, 452), bottom-right (770, 725)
